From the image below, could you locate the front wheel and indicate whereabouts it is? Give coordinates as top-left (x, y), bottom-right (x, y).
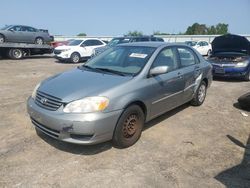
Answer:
top-left (70, 52), bottom-right (81, 63)
top-left (243, 71), bottom-right (250, 81)
top-left (191, 81), bottom-right (207, 106)
top-left (113, 105), bottom-right (145, 148)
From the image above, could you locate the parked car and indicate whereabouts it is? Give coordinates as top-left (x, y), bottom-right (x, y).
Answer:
top-left (208, 34), bottom-right (250, 81)
top-left (54, 39), bottom-right (106, 63)
top-left (0, 25), bottom-right (52, 44)
top-left (27, 42), bottom-right (212, 148)
top-left (51, 39), bottom-right (74, 48)
top-left (238, 92), bottom-right (250, 110)
top-left (185, 40), bottom-right (212, 56)
top-left (92, 35), bottom-right (164, 57)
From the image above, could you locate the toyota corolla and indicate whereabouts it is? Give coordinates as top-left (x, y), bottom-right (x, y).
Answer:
top-left (27, 42), bottom-right (212, 148)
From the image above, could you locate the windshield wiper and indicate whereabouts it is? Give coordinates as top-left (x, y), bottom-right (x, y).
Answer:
top-left (95, 68), bottom-right (128, 76)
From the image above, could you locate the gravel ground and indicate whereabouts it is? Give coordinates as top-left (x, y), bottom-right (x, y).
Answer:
top-left (0, 56), bottom-right (249, 188)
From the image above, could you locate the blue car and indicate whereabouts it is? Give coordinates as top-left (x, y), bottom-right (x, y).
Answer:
top-left (208, 34), bottom-right (250, 81)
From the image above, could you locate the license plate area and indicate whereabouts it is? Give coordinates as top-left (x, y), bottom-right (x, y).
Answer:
top-left (214, 67), bottom-right (225, 74)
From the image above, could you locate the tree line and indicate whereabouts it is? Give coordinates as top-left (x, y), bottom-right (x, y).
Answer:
top-left (76, 23), bottom-right (229, 36)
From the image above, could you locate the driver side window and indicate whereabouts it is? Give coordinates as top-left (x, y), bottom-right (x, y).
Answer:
top-left (152, 47), bottom-right (178, 72)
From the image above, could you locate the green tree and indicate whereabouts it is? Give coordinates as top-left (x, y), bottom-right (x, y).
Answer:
top-left (185, 23), bottom-right (208, 35)
top-left (77, 33), bottom-right (87, 36)
top-left (207, 26), bottom-right (217, 35)
top-left (215, 23), bottom-right (228, 34)
top-left (126, 30), bottom-right (143, 36)
top-left (185, 22), bottom-right (229, 35)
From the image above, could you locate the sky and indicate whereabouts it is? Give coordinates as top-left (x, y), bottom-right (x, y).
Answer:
top-left (0, 0), bottom-right (249, 36)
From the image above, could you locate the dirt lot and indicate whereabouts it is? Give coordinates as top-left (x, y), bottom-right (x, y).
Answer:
top-left (0, 56), bottom-right (249, 188)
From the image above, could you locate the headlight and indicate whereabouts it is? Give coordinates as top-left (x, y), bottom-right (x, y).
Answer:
top-left (236, 61), bottom-right (249, 67)
top-left (63, 97), bottom-right (109, 113)
top-left (31, 82), bottom-right (41, 99)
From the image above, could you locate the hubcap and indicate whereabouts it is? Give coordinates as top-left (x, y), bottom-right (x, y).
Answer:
top-left (72, 54), bottom-right (79, 63)
top-left (198, 84), bottom-right (206, 103)
top-left (123, 114), bottom-right (138, 138)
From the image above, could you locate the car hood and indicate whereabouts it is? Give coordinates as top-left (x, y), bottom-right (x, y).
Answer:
top-left (212, 34), bottom-right (250, 55)
top-left (55, 45), bottom-right (78, 50)
top-left (38, 68), bottom-right (132, 102)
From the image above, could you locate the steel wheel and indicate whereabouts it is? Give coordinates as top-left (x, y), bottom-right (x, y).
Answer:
top-left (122, 114), bottom-right (139, 138)
top-left (113, 105), bottom-right (144, 148)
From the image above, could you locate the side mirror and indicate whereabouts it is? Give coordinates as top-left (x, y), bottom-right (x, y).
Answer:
top-left (9, 28), bottom-right (14, 32)
top-left (81, 44), bottom-right (86, 47)
top-left (149, 66), bottom-right (169, 76)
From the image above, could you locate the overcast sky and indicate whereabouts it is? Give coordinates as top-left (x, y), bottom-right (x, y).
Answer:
top-left (1, 0), bottom-right (249, 36)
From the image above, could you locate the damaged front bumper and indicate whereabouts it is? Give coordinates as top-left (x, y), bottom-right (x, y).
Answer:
top-left (27, 97), bottom-right (122, 145)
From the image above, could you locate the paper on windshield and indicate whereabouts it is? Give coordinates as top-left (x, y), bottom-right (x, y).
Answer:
top-left (129, 53), bottom-right (148, 58)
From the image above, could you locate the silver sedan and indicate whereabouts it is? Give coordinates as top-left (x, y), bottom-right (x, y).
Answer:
top-left (27, 42), bottom-right (212, 148)
top-left (0, 25), bottom-right (51, 44)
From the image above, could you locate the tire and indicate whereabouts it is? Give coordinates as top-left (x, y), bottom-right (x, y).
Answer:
top-left (207, 49), bottom-right (212, 56)
top-left (191, 81), bottom-right (207, 106)
top-left (8, 48), bottom-right (23, 59)
top-left (35, 37), bottom-right (44, 45)
top-left (243, 71), bottom-right (250, 81)
top-left (113, 105), bottom-right (145, 148)
top-left (70, 52), bottom-right (81, 63)
top-left (0, 34), bottom-right (5, 43)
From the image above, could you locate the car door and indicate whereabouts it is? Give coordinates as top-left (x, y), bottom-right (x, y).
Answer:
top-left (81, 39), bottom-right (105, 57)
top-left (148, 47), bottom-right (185, 118)
top-left (177, 47), bottom-right (201, 102)
top-left (26, 26), bottom-right (37, 43)
top-left (7, 25), bottom-right (22, 42)
top-left (20, 26), bottom-right (32, 42)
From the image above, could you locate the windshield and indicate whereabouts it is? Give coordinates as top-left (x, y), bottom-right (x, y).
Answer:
top-left (185, 41), bottom-right (197, 46)
top-left (82, 46), bottom-right (156, 76)
top-left (108, 38), bottom-right (131, 47)
top-left (67, 40), bottom-right (83, 46)
top-left (1, 25), bottom-right (11, 30)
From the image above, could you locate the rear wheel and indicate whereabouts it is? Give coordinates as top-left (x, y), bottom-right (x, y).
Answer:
top-left (70, 52), bottom-right (80, 63)
top-left (113, 105), bottom-right (144, 148)
top-left (191, 81), bottom-right (207, 106)
top-left (35, 37), bottom-right (44, 45)
top-left (0, 34), bottom-right (5, 43)
top-left (207, 49), bottom-right (212, 56)
top-left (8, 48), bottom-right (24, 59)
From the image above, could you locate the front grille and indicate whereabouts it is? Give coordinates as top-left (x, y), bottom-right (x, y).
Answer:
top-left (35, 91), bottom-right (63, 111)
top-left (54, 49), bottom-right (62, 55)
top-left (31, 118), bottom-right (60, 138)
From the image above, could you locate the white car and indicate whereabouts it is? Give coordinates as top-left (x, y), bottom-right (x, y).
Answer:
top-left (54, 39), bottom-right (106, 63)
top-left (185, 41), bottom-right (212, 56)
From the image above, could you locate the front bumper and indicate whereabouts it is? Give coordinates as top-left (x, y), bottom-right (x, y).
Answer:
top-left (212, 65), bottom-right (249, 78)
top-left (27, 97), bottom-right (122, 145)
top-left (54, 51), bottom-right (71, 60)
